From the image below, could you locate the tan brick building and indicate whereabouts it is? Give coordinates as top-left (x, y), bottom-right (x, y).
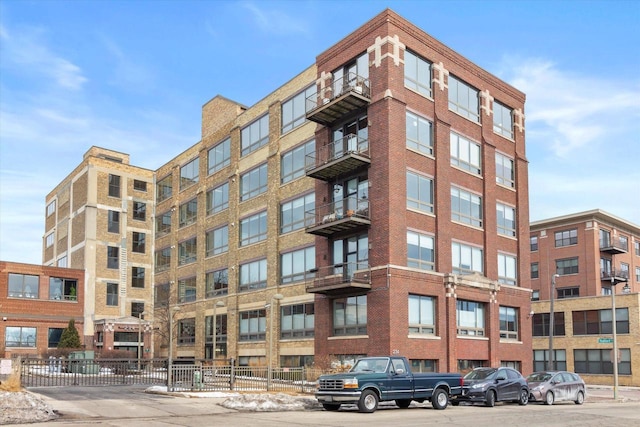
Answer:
top-left (530, 209), bottom-right (640, 385)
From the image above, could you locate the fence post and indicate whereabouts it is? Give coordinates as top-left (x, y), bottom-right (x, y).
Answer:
top-left (230, 359), bottom-right (235, 391)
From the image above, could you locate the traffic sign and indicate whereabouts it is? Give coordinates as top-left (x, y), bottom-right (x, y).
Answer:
top-left (598, 338), bottom-right (613, 343)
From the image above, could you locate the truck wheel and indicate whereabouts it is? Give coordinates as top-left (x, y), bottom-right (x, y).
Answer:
top-left (358, 389), bottom-right (379, 413)
top-left (322, 403), bottom-right (341, 411)
top-left (485, 390), bottom-right (496, 407)
top-left (395, 399), bottom-right (411, 409)
top-left (431, 388), bottom-right (449, 410)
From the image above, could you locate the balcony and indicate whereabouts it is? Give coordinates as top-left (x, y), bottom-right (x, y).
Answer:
top-left (305, 196), bottom-right (370, 237)
top-left (305, 134), bottom-right (370, 181)
top-left (599, 239), bottom-right (628, 255)
top-left (601, 269), bottom-right (630, 285)
top-left (305, 73), bottom-right (371, 126)
top-left (306, 263), bottom-right (371, 297)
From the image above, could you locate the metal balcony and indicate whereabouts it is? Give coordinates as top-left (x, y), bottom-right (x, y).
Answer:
top-left (601, 269), bottom-right (630, 285)
top-left (305, 73), bottom-right (371, 126)
top-left (305, 196), bottom-right (370, 237)
top-left (305, 134), bottom-right (370, 181)
top-left (306, 263), bottom-right (371, 297)
top-left (599, 239), bottom-right (628, 255)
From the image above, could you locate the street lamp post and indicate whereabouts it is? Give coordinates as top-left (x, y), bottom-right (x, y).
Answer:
top-left (611, 277), bottom-right (619, 400)
top-left (548, 274), bottom-right (559, 371)
top-left (167, 306), bottom-right (181, 392)
top-left (137, 311), bottom-right (147, 372)
top-left (267, 293), bottom-right (284, 391)
top-left (213, 301), bottom-right (225, 361)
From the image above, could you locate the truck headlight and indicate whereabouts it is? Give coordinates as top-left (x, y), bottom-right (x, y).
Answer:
top-left (344, 378), bottom-right (359, 389)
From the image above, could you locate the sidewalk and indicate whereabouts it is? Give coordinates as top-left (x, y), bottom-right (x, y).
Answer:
top-left (586, 385), bottom-right (640, 403)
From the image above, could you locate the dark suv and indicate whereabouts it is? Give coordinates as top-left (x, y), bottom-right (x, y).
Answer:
top-left (453, 367), bottom-right (529, 407)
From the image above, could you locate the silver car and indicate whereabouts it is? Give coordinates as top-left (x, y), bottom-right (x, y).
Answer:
top-left (527, 371), bottom-right (586, 405)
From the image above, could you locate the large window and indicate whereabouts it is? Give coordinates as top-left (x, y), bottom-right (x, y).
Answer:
top-left (532, 312), bottom-right (565, 336)
top-left (556, 257), bottom-right (579, 275)
top-left (498, 253), bottom-right (517, 285)
top-left (107, 246), bottom-right (119, 269)
top-left (206, 182), bottom-right (229, 215)
top-left (457, 300), bottom-right (485, 336)
top-left (8, 273), bottom-right (39, 298)
top-left (156, 175), bottom-right (172, 202)
top-left (533, 349), bottom-right (566, 372)
top-left (108, 210), bottom-right (120, 233)
top-left (131, 267), bottom-right (145, 288)
top-left (333, 295), bottom-right (367, 336)
top-left (133, 179), bottom-right (147, 192)
top-left (206, 268), bottom-right (228, 298)
top-left (106, 282), bottom-right (118, 306)
top-left (555, 229), bottom-right (578, 247)
top-left (239, 309), bottom-right (267, 341)
top-left (408, 294), bottom-right (435, 334)
top-left (495, 153), bottom-right (515, 188)
top-left (404, 51), bottom-right (432, 97)
top-left (45, 233), bottom-right (55, 248)
top-left (407, 231), bottom-right (435, 271)
top-left (406, 111), bottom-right (433, 155)
top-left (450, 132), bottom-right (481, 174)
top-left (108, 174), bottom-right (121, 198)
top-left (240, 211), bottom-right (267, 246)
top-left (178, 277), bottom-right (197, 303)
top-left (46, 200), bottom-right (56, 217)
top-left (499, 306), bottom-right (518, 340)
top-left (333, 234), bottom-right (369, 276)
top-left (132, 232), bottom-right (145, 253)
top-left (48, 328), bottom-right (64, 348)
top-left (208, 138), bottom-right (231, 174)
top-left (206, 225), bottom-right (228, 257)
top-left (406, 171), bottom-right (434, 213)
top-left (133, 201), bottom-right (146, 221)
top-left (448, 75), bottom-right (479, 122)
top-left (281, 303), bottom-right (315, 338)
top-left (131, 302), bottom-right (145, 318)
top-left (205, 314), bottom-right (227, 359)
top-left (574, 348), bottom-right (631, 375)
top-left (240, 163), bottom-right (268, 201)
top-left (281, 139), bottom-right (315, 184)
top-left (557, 287), bottom-right (580, 299)
top-left (178, 318), bottom-right (196, 345)
top-left (179, 199), bottom-right (198, 227)
top-left (281, 247), bottom-right (315, 284)
top-left (282, 86), bottom-right (315, 133)
top-left (49, 277), bottom-right (77, 300)
top-left (280, 193), bottom-right (314, 233)
top-left (493, 101), bottom-right (513, 139)
top-left (155, 247), bottom-right (171, 272)
top-left (155, 283), bottom-right (169, 307)
top-left (239, 259), bottom-right (267, 292)
top-left (452, 242), bottom-right (483, 275)
top-left (5, 327), bottom-right (37, 347)
top-left (497, 203), bottom-right (516, 237)
top-left (156, 211), bottom-right (172, 237)
top-left (178, 237), bottom-right (197, 265)
top-left (241, 114), bottom-right (269, 156)
top-left (180, 158), bottom-right (199, 190)
top-left (451, 187), bottom-right (482, 227)
top-left (572, 308), bottom-right (629, 335)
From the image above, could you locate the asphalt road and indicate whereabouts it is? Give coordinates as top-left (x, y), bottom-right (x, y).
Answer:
top-left (11, 385), bottom-right (640, 427)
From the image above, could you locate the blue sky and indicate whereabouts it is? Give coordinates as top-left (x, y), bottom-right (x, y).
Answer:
top-left (1, 0), bottom-right (639, 264)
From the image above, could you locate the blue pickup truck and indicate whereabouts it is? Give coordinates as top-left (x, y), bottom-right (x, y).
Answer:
top-left (315, 356), bottom-right (463, 413)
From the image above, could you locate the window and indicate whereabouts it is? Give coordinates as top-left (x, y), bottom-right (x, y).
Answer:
top-left (240, 163), bottom-right (268, 201)
top-left (333, 295), bottom-right (367, 336)
top-left (155, 247), bottom-right (171, 272)
top-left (556, 257), bottom-right (578, 275)
top-left (206, 268), bottom-right (228, 298)
top-left (533, 349), bottom-right (566, 372)
top-left (108, 210), bottom-right (120, 233)
top-left (333, 234), bottom-right (369, 276)
top-left (531, 290), bottom-right (539, 301)
top-left (557, 287), bottom-right (580, 299)
top-left (239, 309), bottom-right (267, 341)
top-left (498, 253), bottom-right (517, 285)
top-left (457, 300), bottom-right (485, 336)
top-left (281, 247), bottom-right (315, 284)
top-left (240, 211), bottom-right (267, 246)
top-left (332, 115), bottom-right (368, 158)
top-left (282, 86), bottom-right (315, 133)
top-left (404, 50), bottom-right (432, 97)
top-left (108, 174), bottom-right (121, 197)
top-left (133, 202), bottom-right (146, 221)
top-left (530, 236), bottom-right (538, 252)
top-left (574, 348), bottom-right (631, 375)
top-left (154, 283), bottom-right (169, 307)
top-left (635, 241), bottom-right (640, 256)
top-left (106, 282), bottom-right (118, 306)
top-left (48, 328), bottom-right (64, 348)
top-left (178, 318), bottom-right (196, 345)
top-left (451, 187), bottom-right (482, 227)
top-left (57, 256), bottom-right (67, 268)
top-left (205, 313), bottom-right (227, 358)
top-left (452, 242), bottom-right (483, 275)
top-left (599, 228), bottom-right (611, 248)
top-left (131, 267), bottom-right (145, 288)
top-left (406, 111), bottom-right (433, 155)
top-left (156, 175), bottom-right (172, 202)
top-left (406, 171), bottom-right (434, 213)
top-left (636, 267), bottom-right (640, 282)
top-left (280, 193), bottom-right (314, 233)
top-left (281, 303), bottom-right (315, 338)
top-left (531, 262), bottom-right (539, 279)
top-left (532, 312), bottom-right (565, 336)
top-left (450, 132), bottom-right (481, 174)
top-left (573, 308), bottom-right (629, 335)
top-left (281, 139), bottom-right (315, 184)
top-left (131, 302), bottom-right (145, 318)
top-left (497, 203), bottom-right (516, 237)
top-left (619, 235), bottom-right (629, 251)
top-left (555, 229), bottom-right (578, 247)
top-left (45, 233), bottom-right (55, 248)
top-left (132, 232), bottom-right (146, 253)
top-left (206, 225), bottom-right (228, 256)
top-left (495, 153), bottom-right (515, 188)
top-left (46, 200), bottom-right (56, 217)
top-left (156, 211), bottom-right (172, 237)
top-left (407, 231), bottom-right (435, 271)
top-left (448, 75), bottom-right (479, 122)
top-left (239, 259), bottom-right (267, 292)
top-left (408, 294), bottom-right (435, 334)
top-left (601, 257), bottom-right (612, 277)
top-left (206, 182), bottom-right (229, 215)
top-left (178, 277), bottom-right (197, 303)
top-left (8, 273), bottom-right (39, 298)
top-left (133, 179), bottom-right (147, 191)
top-left (493, 101), bottom-right (513, 139)
top-left (241, 114), bottom-right (269, 156)
top-left (107, 246), bottom-right (119, 269)
top-left (179, 199), bottom-right (197, 227)
top-left (411, 360), bottom-right (438, 373)
top-left (499, 306), bottom-right (518, 340)
top-left (180, 157), bottom-right (199, 190)
top-left (5, 327), bottom-right (37, 347)
top-left (178, 237), bottom-right (197, 265)
top-left (49, 277), bottom-right (77, 300)
top-left (208, 138), bottom-right (231, 174)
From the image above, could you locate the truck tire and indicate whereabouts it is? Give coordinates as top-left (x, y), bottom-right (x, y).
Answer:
top-left (322, 403), bottom-right (341, 411)
top-left (358, 389), bottom-right (379, 413)
top-left (431, 388), bottom-right (449, 410)
top-left (395, 399), bottom-right (411, 409)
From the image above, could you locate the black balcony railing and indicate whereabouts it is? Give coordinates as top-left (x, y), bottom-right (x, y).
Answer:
top-left (305, 196), bottom-right (370, 236)
top-left (599, 239), bottom-right (628, 254)
top-left (305, 134), bottom-right (370, 181)
top-left (305, 73), bottom-right (371, 126)
top-left (306, 263), bottom-right (371, 296)
top-left (601, 268), bottom-right (630, 283)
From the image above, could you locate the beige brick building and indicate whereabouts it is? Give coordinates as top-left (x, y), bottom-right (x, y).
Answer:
top-left (530, 210), bottom-right (640, 385)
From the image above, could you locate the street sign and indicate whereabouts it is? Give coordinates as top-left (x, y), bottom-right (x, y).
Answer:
top-left (598, 338), bottom-right (613, 343)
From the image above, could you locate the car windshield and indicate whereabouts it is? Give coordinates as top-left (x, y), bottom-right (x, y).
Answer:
top-left (351, 358), bottom-right (389, 373)
top-left (464, 368), bottom-right (496, 380)
top-left (527, 372), bottom-right (553, 382)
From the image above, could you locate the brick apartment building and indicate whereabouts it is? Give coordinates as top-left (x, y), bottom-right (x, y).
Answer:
top-left (0, 262), bottom-right (84, 358)
top-left (530, 210), bottom-right (640, 385)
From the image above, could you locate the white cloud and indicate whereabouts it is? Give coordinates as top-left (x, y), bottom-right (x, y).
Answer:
top-left (240, 1), bottom-right (310, 36)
